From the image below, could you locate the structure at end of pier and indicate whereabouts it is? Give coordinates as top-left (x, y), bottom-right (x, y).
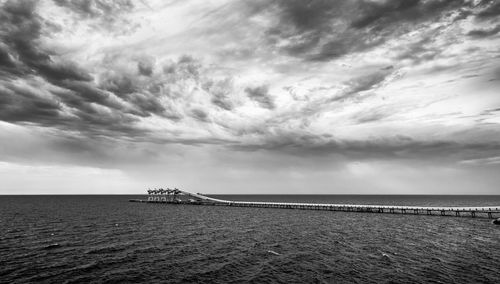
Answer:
top-left (129, 188), bottom-right (500, 219)
top-left (130, 187), bottom-right (229, 204)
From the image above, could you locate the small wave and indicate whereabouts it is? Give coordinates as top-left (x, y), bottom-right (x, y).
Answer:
top-left (85, 245), bottom-right (126, 254)
top-left (378, 250), bottom-right (393, 262)
top-left (43, 243), bottom-right (61, 250)
top-left (267, 250), bottom-right (281, 256)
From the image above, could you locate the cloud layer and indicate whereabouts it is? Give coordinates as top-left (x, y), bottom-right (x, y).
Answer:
top-left (1, 0), bottom-right (500, 193)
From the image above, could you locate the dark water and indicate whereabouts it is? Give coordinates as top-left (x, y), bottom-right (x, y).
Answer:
top-left (1, 195), bottom-right (499, 284)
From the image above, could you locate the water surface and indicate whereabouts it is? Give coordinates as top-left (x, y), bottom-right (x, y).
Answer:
top-left (1, 195), bottom-right (499, 283)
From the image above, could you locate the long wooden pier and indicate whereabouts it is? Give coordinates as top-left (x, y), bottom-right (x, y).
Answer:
top-left (130, 189), bottom-right (500, 219)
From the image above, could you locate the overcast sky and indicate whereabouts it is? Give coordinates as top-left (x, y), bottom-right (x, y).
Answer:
top-left (1, 0), bottom-right (500, 194)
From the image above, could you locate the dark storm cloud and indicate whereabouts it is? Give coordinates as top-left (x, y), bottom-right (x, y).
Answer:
top-left (72, 105), bottom-right (142, 136)
top-left (203, 78), bottom-right (234, 111)
top-left (36, 60), bottom-right (93, 82)
top-left (96, 59), bottom-right (188, 119)
top-left (0, 78), bottom-right (147, 138)
top-left (475, 1), bottom-right (500, 19)
top-left (0, 0), bottom-right (45, 74)
top-left (394, 35), bottom-right (443, 63)
top-left (264, 0), bottom-right (348, 59)
top-left (350, 0), bottom-right (420, 29)
top-left (0, 82), bottom-right (61, 124)
top-left (0, 43), bottom-right (17, 69)
top-left (137, 59), bottom-right (153, 76)
top-left (264, 0), bottom-right (469, 61)
top-left (351, 109), bottom-right (390, 124)
top-left (245, 85), bottom-right (275, 109)
top-left (175, 55), bottom-right (201, 80)
top-left (0, 0), bottom-right (171, 137)
top-left (320, 70), bottom-right (392, 104)
top-left (493, 66), bottom-right (500, 81)
top-left (0, 0), bottom-right (68, 124)
top-left (345, 71), bottom-right (388, 96)
top-left (160, 55), bottom-right (202, 82)
top-left (349, 0), bottom-right (465, 29)
top-left (467, 25), bottom-right (500, 38)
top-left (480, 107), bottom-right (500, 116)
top-left (53, 0), bottom-right (136, 33)
top-left (126, 93), bottom-right (165, 116)
top-left (231, 131), bottom-right (500, 161)
top-left (58, 81), bottom-right (119, 109)
top-left (92, 73), bottom-right (179, 120)
top-left (99, 73), bottom-right (137, 96)
top-left (190, 108), bottom-right (209, 122)
top-left (308, 32), bottom-right (384, 62)
top-left (0, 0), bottom-right (93, 83)
top-left (53, 0), bottom-right (134, 18)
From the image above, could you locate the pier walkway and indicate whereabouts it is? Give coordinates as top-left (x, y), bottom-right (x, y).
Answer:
top-left (130, 189), bottom-right (500, 219)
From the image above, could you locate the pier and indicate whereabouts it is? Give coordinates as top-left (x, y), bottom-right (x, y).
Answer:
top-left (130, 188), bottom-right (500, 219)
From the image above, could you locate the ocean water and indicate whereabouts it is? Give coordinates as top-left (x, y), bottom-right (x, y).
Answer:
top-left (1, 195), bottom-right (499, 283)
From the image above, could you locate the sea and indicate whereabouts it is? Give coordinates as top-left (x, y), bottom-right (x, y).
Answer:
top-left (1, 195), bottom-right (499, 283)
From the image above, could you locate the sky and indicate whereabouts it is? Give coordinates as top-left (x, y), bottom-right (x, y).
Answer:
top-left (0, 0), bottom-right (500, 194)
